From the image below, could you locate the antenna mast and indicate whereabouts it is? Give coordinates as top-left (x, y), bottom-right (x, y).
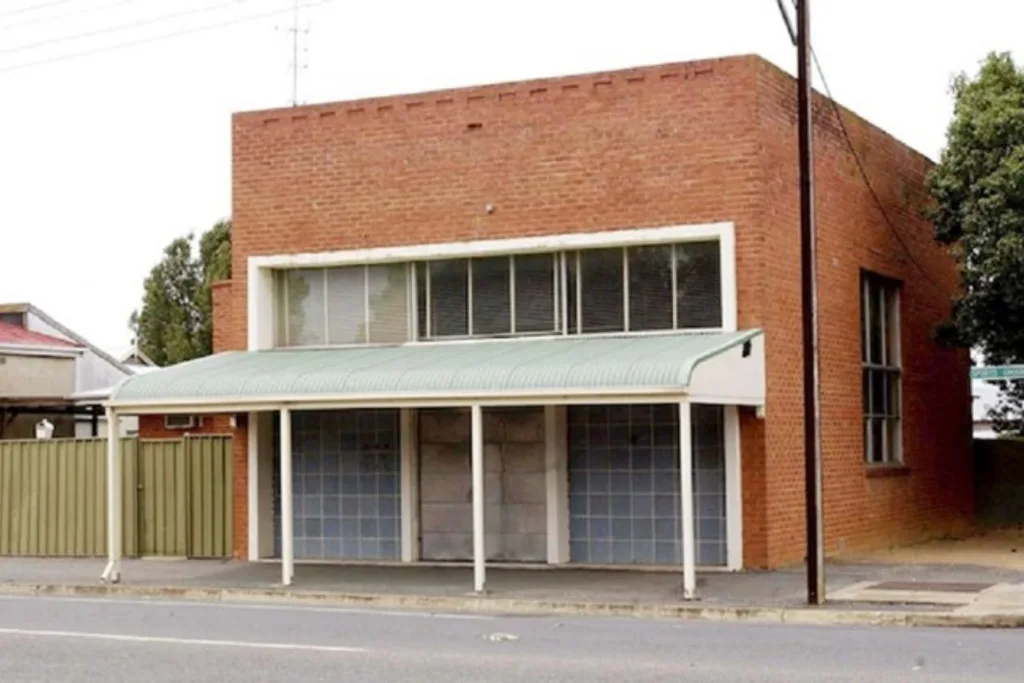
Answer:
top-left (281, 0), bottom-right (308, 107)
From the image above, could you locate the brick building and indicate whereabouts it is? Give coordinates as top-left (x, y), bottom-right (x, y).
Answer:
top-left (116, 54), bottom-right (971, 592)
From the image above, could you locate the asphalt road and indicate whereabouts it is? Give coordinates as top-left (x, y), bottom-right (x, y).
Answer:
top-left (0, 594), bottom-right (1020, 682)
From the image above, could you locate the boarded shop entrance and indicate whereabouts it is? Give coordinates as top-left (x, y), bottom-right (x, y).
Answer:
top-left (418, 408), bottom-right (547, 562)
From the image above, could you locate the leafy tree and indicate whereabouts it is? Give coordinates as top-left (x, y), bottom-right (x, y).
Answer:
top-left (929, 52), bottom-right (1024, 434)
top-left (130, 220), bottom-right (232, 366)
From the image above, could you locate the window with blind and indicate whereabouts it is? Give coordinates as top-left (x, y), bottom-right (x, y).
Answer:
top-left (861, 272), bottom-right (902, 465)
top-left (276, 265), bottom-right (412, 347)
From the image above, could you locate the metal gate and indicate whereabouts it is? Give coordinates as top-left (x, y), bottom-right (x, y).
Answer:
top-left (137, 436), bottom-right (233, 558)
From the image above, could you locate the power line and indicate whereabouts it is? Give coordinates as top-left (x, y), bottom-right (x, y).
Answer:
top-left (776, 0), bottom-right (946, 293)
top-left (2, 0), bottom-right (134, 31)
top-left (0, 0), bottom-right (254, 56)
top-left (0, 0), bottom-right (332, 73)
top-left (0, 0), bottom-right (74, 20)
top-left (808, 50), bottom-right (947, 294)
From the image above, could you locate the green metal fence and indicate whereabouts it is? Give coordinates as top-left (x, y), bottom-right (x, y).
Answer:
top-left (0, 435), bottom-right (232, 558)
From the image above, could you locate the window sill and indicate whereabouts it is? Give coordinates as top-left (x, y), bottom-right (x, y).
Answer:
top-left (865, 464), bottom-right (911, 479)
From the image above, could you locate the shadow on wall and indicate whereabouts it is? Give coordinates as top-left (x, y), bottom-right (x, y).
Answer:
top-left (975, 439), bottom-right (1024, 527)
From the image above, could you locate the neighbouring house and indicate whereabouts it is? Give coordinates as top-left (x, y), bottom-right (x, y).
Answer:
top-left (67, 349), bottom-right (160, 438)
top-left (120, 347), bottom-right (159, 374)
top-left (973, 379), bottom-right (1003, 440)
top-left (103, 55), bottom-right (972, 592)
top-left (0, 303), bottom-right (137, 439)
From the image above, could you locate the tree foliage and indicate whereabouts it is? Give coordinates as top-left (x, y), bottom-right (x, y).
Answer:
top-left (130, 220), bottom-right (232, 366)
top-left (928, 52), bottom-right (1024, 433)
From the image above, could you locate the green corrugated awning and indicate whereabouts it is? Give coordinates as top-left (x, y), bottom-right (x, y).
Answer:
top-left (110, 330), bottom-right (763, 412)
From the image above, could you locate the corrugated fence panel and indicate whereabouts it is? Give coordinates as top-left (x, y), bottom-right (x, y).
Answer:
top-left (138, 440), bottom-right (187, 557)
top-left (186, 435), bottom-right (233, 558)
top-left (0, 439), bottom-right (110, 556)
top-left (0, 436), bottom-right (233, 558)
top-left (121, 438), bottom-right (139, 557)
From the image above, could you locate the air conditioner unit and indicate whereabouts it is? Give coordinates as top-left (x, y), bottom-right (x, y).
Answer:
top-left (164, 415), bottom-right (201, 430)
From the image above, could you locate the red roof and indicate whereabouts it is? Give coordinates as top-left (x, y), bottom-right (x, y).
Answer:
top-left (0, 320), bottom-right (82, 348)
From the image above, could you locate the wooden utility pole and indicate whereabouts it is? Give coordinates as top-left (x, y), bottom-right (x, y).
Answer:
top-left (796, 0), bottom-right (825, 605)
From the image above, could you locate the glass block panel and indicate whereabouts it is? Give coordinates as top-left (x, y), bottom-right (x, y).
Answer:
top-left (567, 404), bottom-right (728, 567)
top-left (274, 409), bottom-right (401, 561)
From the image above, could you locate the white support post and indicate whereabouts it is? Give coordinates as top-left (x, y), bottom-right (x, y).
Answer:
top-left (280, 408), bottom-right (294, 586)
top-left (471, 404), bottom-right (486, 594)
top-left (101, 408), bottom-right (122, 584)
top-left (545, 405), bottom-right (569, 564)
top-left (400, 408), bottom-right (420, 563)
top-left (679, 401), bottom-right (696, 600)
top-left (257, 412), bottom-right (275, 558)
top-left (724, 405), bottom-right (744, 571)
top-left (247, 412), bottom-right (260, 561)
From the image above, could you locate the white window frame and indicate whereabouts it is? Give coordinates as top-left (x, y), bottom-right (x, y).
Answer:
top-left (861, 272), bottom-right (902, 465)
top-left (249, 222), bottom-right (737, 351)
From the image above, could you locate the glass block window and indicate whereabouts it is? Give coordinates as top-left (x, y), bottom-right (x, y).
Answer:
top-left (692, 404), bottom-right (727, 565)
top-left (567, 404), bottom-right (726, 567)
top-left (273, 410), bottom-right (401, 560)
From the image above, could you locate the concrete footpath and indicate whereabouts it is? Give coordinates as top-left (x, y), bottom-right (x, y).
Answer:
top-left (2, 557), bottom-right (1024, 628)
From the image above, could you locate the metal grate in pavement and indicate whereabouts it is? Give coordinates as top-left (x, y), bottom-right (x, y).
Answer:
top-left (869, 581), bottom-right (994, 593)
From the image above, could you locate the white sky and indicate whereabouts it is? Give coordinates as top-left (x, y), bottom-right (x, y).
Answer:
top-left (0, 0), bottom-right (1020, 356)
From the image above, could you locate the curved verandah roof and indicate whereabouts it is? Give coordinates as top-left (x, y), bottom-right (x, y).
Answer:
top-left (108, 330), bottom-right (765, 414)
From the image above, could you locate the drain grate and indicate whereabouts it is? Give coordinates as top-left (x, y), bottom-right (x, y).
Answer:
top-left (870, 581), bottom-right (994, 593)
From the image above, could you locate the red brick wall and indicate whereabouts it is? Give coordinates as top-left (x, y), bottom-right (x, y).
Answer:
top-left (753, 60), bottom-right (972, 566)
top-left (138, 414), bottom-right (232, 439)
top-left (739, 406), bottom-right (768, 568)
top-left (224, 54), bottom-right (972, 568)
top-left (210, 280), bottom-right (235, 354)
